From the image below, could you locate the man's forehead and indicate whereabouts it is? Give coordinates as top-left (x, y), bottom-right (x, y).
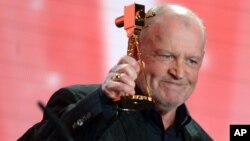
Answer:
top-left (146, 4), bottom-right (191, 16)
top-left (144, 6), bottom-right (193, 30)
top-left (142, 5), bottom-right (206, 48)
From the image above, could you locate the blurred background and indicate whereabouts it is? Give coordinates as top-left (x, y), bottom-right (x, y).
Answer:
top-left (1, 0), bottom-right (250, 140)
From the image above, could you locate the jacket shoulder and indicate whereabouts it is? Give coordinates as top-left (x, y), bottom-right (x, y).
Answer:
top-left (44, 84), bottom-right (101, 118)
top-left (48, 84), bottom-right (101, 104)
top-left (61, 84), bottom-right (101, 96)
top-left (183, 118), bottom-right (213, 141)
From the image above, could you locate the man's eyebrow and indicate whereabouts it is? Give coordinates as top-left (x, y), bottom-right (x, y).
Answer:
top-left (153, 49), bottom-right (173, 54)
top-left (186, 55), bottom-right (203, 60)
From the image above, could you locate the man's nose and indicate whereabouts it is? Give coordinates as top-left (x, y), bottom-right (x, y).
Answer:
top-left (168, 60), bottom-right (185, 80)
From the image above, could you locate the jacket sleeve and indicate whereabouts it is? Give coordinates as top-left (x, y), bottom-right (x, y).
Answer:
top-left (18, 84), bottom-right (107, 141)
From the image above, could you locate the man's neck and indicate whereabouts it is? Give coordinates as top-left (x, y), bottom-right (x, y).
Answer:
top-left (160, 108), bottom-right (177, 130)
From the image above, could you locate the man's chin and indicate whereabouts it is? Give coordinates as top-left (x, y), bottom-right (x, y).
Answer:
top-left (155, 102), bottom-right (178, 113)
top-left (153, 97), bottom-right (182, 112)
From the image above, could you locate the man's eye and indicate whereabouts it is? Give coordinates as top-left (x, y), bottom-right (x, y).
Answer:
top-left (188, 59), bottom-right (199, 66)
top-left (159, 55), bottom-right (173, 59)
top-left (155, 54), bottom-right (174, 62)
top-left (189, 59), bottom-right (197, 64)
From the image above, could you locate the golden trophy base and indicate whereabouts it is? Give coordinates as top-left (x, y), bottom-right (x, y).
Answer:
top-left (116, 95), bottom-right (154, 111)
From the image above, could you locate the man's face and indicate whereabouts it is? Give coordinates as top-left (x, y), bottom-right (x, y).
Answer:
top-left (137, 14), bottom-right (205, 111)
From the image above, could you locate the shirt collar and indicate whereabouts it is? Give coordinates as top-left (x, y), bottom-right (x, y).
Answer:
top-left (135, 85), bottom-right (191, 133)
top-left (142, 104), bottom-right (191, 135)
top-left (174, 104), bottom-right (191, 134)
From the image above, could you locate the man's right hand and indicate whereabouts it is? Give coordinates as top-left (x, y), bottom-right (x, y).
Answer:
top-left (102, 55), bottom-right (140, 101)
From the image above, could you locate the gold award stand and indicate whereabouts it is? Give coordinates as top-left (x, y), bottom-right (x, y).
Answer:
top-left (114, 3), bottom-right (154, 111)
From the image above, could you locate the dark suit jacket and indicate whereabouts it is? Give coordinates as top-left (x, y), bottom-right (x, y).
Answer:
top-left (18, 84), bottom-right (212, 141)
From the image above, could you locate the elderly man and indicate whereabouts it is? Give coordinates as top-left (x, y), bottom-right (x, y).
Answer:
top-left (19, 3), bottom-right (212, 141)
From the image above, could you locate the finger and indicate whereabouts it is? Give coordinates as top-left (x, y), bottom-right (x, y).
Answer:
top-left (109, 72), bottom-right (135, 94)
top-left (103, 80), bottom-right (135, 99)
top-left (102, 72), bottom-right (136, 100)
top-left (118, 73), bottom-right (136, 88)
top-left (117, 56), bottom-right (140, 73)
top-left (112, 64), bottom-right (138, 80)
top-left (110, 72), bottom-right (135, 88)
